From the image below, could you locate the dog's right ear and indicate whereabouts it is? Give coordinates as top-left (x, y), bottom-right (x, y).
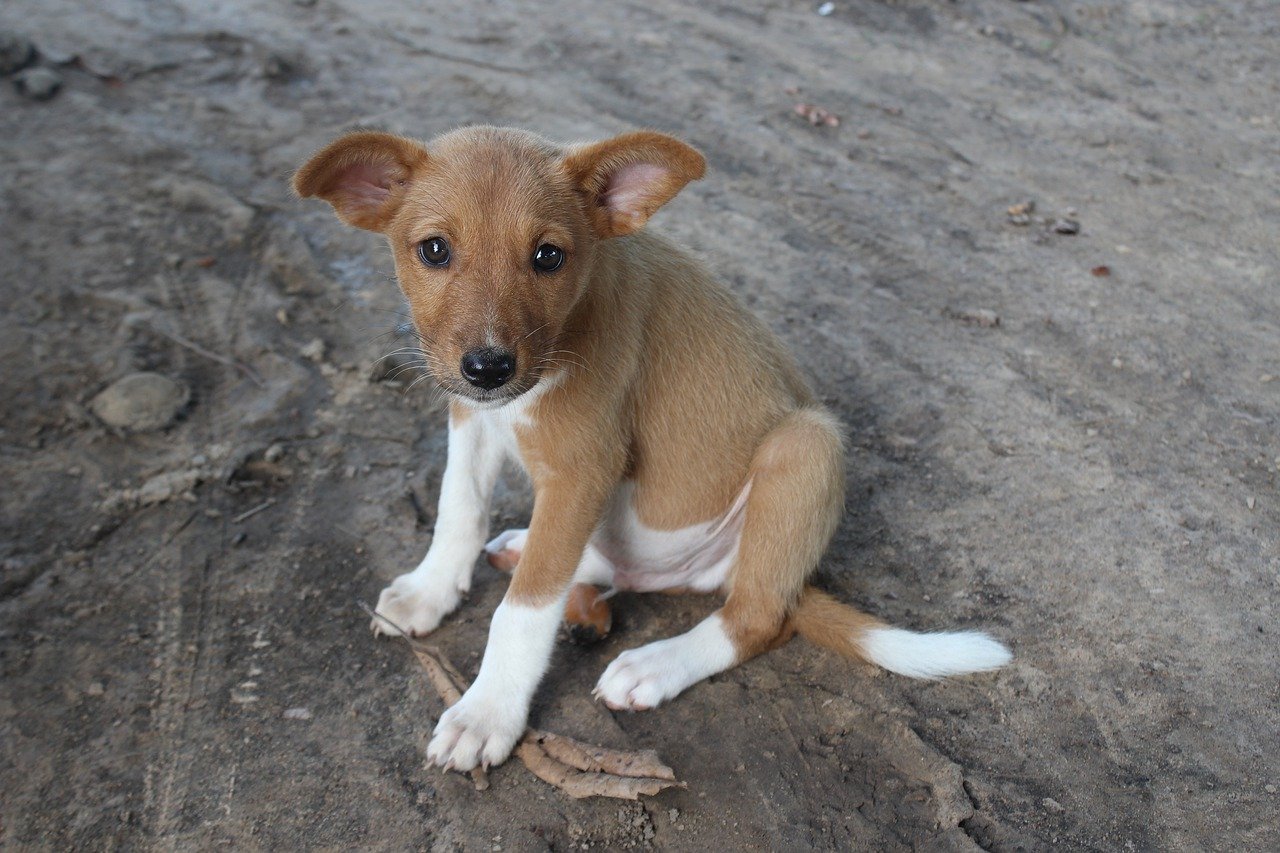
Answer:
top-left (292, 131), bottom-right (429, 232)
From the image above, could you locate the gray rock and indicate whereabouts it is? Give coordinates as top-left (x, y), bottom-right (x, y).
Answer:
top-left (13, 66), bottom-right (60, 101)
top-left (0, 32), bottom-right (36, 76)
top-left (91, 372), bottom-right (190, 431)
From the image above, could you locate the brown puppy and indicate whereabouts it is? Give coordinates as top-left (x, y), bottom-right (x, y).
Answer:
top-left (294, 127), bottom-right (1010, 772)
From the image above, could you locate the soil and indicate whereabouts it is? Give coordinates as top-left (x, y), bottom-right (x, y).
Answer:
top-left (2, 1), bottom-right (1278, 850)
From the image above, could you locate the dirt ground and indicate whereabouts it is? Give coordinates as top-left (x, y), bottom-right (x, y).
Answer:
top-left (2, 0), bottom-right (1277, 849)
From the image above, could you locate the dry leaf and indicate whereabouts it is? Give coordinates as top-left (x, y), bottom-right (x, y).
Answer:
top-left (365, 603), bottom-right (683, 800)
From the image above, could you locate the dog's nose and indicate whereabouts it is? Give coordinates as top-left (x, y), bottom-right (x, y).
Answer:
top-left (460, 347), bottom-right (516, 390)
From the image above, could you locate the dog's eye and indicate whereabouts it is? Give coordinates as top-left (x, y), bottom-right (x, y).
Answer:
top-left (418, 237), bottom-right (450, 267)
top-left (532, 244), bottom-right (564, 273)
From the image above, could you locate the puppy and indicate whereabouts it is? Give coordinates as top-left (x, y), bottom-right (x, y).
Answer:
top-left (294, 127), bottom-right (1010, 772)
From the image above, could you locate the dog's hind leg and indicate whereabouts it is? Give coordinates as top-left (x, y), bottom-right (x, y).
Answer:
top-left (594, 407), bottom-right (844, 710)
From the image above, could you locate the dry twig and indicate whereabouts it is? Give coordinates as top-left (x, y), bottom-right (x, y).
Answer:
top-left (361, 602), bottom-right (683, 800)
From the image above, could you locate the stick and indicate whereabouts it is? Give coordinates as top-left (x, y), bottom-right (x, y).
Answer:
top-left (231, 499), bottom-right (275, 524)
top-left (149, 325), bottom-right (265, 386)
top-left (360, 604), bottom-right (489, 791)
top-left (360, 602), bottom-right (682, 800)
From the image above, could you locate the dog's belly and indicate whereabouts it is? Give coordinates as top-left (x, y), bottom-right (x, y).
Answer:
top-left (591, 481), bottom-right (750, 593)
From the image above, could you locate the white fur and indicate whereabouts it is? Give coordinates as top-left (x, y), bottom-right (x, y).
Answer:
top-left (485, 528), bottom-right (617, 586)
top-left (596, 481), bottom-right (752, 592)
top-left (861, 627), bottom-right (1011, 680)
top-left (372, 411), bottom-right (503, 637)
top-left (482, 480), bottom-right (752, 594)
top-left (373, 375), bottom-right (564, 637)
top-left (426, 598), bottom-right (564, 770)
top-left (594, 613), bottom-right (737, 710)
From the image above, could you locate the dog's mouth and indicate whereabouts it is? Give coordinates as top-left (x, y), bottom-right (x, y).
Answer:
top-left (438, 373), bottom-right (540, 409)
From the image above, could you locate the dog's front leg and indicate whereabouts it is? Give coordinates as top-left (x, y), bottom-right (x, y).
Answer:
top-left (426, 468), bottom-right (615, 771)
top-left (372, 407), bottom-right (502, 637)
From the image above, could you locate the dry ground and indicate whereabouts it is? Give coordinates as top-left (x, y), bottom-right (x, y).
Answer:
top-left (2, 0), bottom-right (1278, 849)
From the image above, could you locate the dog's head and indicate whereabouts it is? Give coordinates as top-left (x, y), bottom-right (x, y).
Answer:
top-left (293, 126), bottom-right (704, 406)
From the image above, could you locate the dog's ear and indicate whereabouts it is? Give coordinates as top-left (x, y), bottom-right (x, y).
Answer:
top-left (293, 131), bottom-right (429, 232)
top-left (562, 131), bottom-right (706, 239)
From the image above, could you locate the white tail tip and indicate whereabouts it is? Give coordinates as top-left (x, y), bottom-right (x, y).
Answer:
top-left (862, 627), bottom-right (1011, 680)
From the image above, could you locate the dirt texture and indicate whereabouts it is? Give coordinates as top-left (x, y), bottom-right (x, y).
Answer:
top-left (2, 1), bottom-right (1278, 850)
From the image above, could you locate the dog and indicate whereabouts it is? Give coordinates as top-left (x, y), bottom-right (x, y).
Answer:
top-left (293, 126), bottom-right (1010, 772)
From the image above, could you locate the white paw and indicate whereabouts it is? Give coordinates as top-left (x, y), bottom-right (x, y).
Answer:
top-left (483, 528), bottom-right (528, 573)
top-left (593, 616), bottom-right (737, 711)
top-left (484, 528), bottom-right (528, 555)
top-left (594, 641), bottom-right (686, 711)
top-left (426, 689), bottom-right (527, 771)
top-left (370, 573), bottom-right (463, 637)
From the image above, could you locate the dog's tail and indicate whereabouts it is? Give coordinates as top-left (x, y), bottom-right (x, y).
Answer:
top-left (790, 586), bottom-right (1011, 679)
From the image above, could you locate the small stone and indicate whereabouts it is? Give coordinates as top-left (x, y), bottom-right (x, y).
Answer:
top-left (1112, 357), bottom-right (1124, 368)
top-left (282, 707), bottom-right (313, 720)
top-left (263, 443), bottom-right (285, 463)
top-left (1052, 217), bottom-right (1081, 235)
top-left (91, 373), bottom-right (190, 431)
top-left (1260, 374), bottom-right (1274, 383)
top-left (1246, 496), bottom-right (1256, 510)
top-left (86, 682), bottom-right (106, 697)
top-left (300, 338), bottom-right (326, 362)
top-left (1042, 797), bottom-right (1065, 814)
top-left (1265, 784), bottom-right (1277, 794)
top-left (0, 32), bottom-right (36, 75)
top-left (817, 2), bottom-right (835, 15)
top-left (1006, 200), bottom-right (1035, 225)
top-left (13, 66), bottom-right (61, 101)
top-left (668, 808), bottom-right (680, 823)
top-left (262, 52), bottom-right (296, 80)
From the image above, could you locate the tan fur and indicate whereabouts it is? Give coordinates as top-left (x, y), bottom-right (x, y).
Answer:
top-left (295, 126), bottom-right (894, 672)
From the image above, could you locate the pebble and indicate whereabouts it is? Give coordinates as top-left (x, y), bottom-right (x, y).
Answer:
top-left (91, 372), bottom-right (190, 431)
top-left (0, 31), bottom-right (35, 75)
top-left (1052, 217), bottom-right (1081, 235)
top-left (300, 338), bottom-right (326, 362)
top-left (1266, 784), bottom-right (1277, 794)
top-left (13, 66), bottom-right (61, 101)
top-left (282, 707), bottom-right (313, 720)
top-left (86, 682), bottom-right (106, 697)
top-left (1042, 797), bottom-right (1066, 814)
top-left (1007, 200), bottom-right (1035, 226)
top-left (263, 443), bottom-right (285, 463)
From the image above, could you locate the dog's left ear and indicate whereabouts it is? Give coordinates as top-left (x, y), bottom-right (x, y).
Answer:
top-left (562, 131), bottom-right (706, 239)
top-left (293, 131), bottom-right (429, 232)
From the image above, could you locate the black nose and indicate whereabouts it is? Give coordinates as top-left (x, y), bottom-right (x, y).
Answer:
top-left (459, 347), bottom-right (516, 390)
